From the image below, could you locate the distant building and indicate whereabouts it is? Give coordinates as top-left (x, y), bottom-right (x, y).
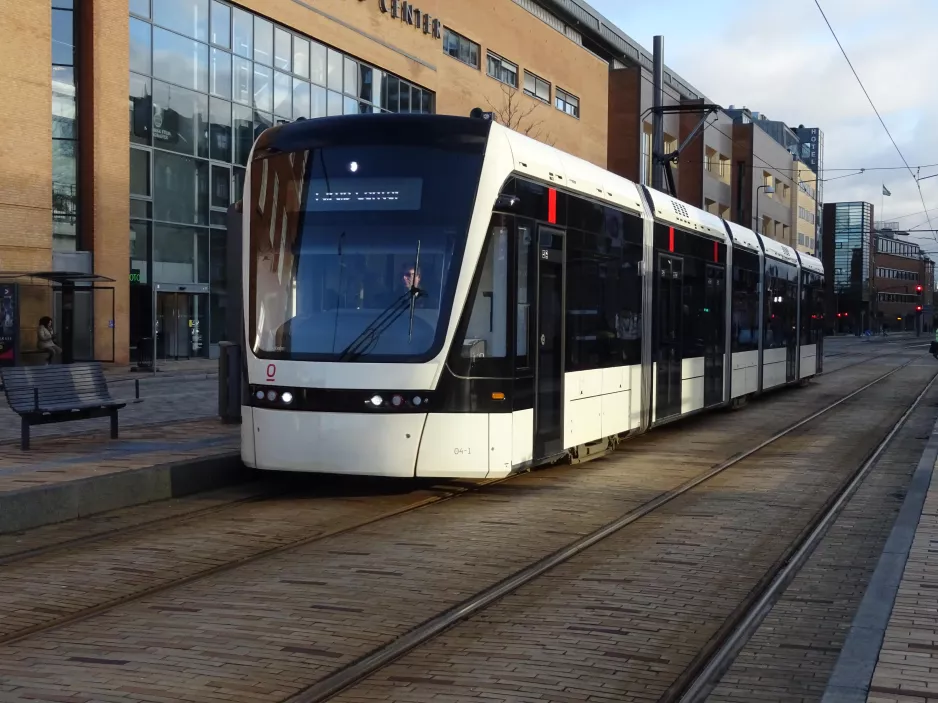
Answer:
top-left (794, 160), bottom-right (819, 255)
top-left (725, 108), bottom-right (799, 250)
top-left (872, 224), bottom-right (934, 332)
top-left (792, 126), bottom-right (824, 255)
top-left (822, 202), bottom-right (875, 333)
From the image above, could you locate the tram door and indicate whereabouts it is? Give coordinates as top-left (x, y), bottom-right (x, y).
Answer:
top-left (533, 226), bottom-right (565, 459)
top-left (655, 254), bottom-right (684, 421)
top-left (786, 279), bottom-right (798, 382)
top-left (704, 263), bottom-right (726, 407)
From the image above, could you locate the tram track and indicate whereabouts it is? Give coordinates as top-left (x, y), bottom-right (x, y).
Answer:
top-left (280, 357), bottom-right (930, 703)
top-left (0, 344), bottom-right (897, 570)
top-left (668, 365), bottom-right (938, 703)
top-left (0, 352), bottom-right (924, 703)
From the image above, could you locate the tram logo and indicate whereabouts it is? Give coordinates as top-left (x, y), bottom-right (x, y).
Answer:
top-left (266, 364), bottom-right (276, 383)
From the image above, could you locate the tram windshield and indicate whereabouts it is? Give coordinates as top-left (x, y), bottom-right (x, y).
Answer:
top-left (248, 121), bottom-right (487, 362)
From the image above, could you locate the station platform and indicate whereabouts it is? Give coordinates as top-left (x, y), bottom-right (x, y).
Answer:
top-left (824, 414), bottom-right (938, 703)
top-left (0, 417), bottom-right (243, 534)
top-left (0, 358), bottom-right (244, 534)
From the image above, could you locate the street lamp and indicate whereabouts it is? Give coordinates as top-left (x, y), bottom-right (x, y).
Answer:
top-left (755, 184), bottom-right (775, 235)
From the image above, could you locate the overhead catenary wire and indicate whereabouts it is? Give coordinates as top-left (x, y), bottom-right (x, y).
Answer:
top-left (812, 0), bottom-right (934, 238)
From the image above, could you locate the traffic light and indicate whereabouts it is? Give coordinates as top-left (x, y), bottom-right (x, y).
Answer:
top-left (917, 305), bottom-right (924, 312)
top-left (917, 284), bottom-right (924, 294)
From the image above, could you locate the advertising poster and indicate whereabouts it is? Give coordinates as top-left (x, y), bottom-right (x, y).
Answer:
top-left (0, 284), bottom-right (17, 367)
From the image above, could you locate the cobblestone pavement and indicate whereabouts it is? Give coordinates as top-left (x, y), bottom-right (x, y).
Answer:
top-left (865, 451), bottom-right (938, 703)
top-left (0, 354), bottom-right (920, 702)
top-left (328, 360), bottom-right (937, 703)
top-left (0, 376), bottom-right (219, 444)
top-left (0, 418), bottom-right (237, 493)
top-left (706, 364), bottom-right (938, 702)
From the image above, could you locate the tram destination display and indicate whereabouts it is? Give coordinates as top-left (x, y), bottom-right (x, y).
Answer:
top-left (306, 177), bottom-right (422, 212)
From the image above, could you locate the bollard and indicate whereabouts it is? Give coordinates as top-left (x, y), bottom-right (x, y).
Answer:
top-left (135, 379), bottom-right (140, 399)
top-left (218, 341), bottom-right (231, 420)
top-left (218, 342), bottom-right (242, 424)
top-left (227, 343), bottom-right (242, 422)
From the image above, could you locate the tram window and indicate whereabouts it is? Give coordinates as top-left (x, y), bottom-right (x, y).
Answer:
top-left (565, 207), bottom-right (643, 372)
top-left (800, 272), bottom-right (823, 344)
top-left (681, 256), bottom-right (707, 360)
top-left (566, 228), bottom-right (608, 372)
top-left (567, 195), bottom-right (604, 234)
top-left (764, 261), bottom-right (798, 349)
top-left (459, 224), bottom-right (509, 364)
top-left (731, 251), bottom-right (760, 354)
top-left (516, 224), bottom-right (534, 370)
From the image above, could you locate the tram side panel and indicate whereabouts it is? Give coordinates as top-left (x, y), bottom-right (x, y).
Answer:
top-left (761, 255), bottom-right (800, 390)
top-left (561, 198), bottom-right (646, 452)
top-left (729, 248), bottom-right (762, 398)
top-left (798, 268), bottom-right (825, 379)
top-left (649, 223), bottom-right (729, 424)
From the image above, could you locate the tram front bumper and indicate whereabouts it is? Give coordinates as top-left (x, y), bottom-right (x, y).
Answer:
top-left (249, 407), bottom-right (426, 477)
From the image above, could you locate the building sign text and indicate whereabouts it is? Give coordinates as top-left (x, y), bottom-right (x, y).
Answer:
top-left (378, 0), bottom-right (442, 39)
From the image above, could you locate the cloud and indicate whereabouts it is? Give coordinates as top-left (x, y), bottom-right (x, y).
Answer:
top-left (592, 0), bottom-right (938, 249)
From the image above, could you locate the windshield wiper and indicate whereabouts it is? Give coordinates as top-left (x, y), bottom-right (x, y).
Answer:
top-left (336, 288), bottom-right (422, 362)
top-left (336, 240), bottom-right (426, 362)
top-left (408, 240), bottom-right (422, 342)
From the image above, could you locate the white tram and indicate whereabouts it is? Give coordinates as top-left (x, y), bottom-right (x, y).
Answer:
top-left (239, 113), bottom-right (824, 478)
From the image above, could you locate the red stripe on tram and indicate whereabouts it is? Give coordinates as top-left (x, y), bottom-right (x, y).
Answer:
top-left (668, 226), bottom-right (674, 253)
top-left (548, 188), bottom-right (557, 224)
top-left (714, 241), bottom-right (719, 262)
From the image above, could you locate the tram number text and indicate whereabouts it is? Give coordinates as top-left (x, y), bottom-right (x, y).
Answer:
top-left (453, 447), bottom-right (472, 456)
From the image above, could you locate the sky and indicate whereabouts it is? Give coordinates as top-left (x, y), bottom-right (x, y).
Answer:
top-left (586, 0), bottom-right (938, 256)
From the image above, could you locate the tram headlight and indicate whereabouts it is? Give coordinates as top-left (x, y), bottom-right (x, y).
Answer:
top-left (281, 392), bottom-right (293, 404)
top-left (391, 395), bottom-right (403, 407)
top-left (370, 394), bottom-right (383, 406)
top-left (267, 390), bottom-right (278, 402)
top-left (412, 396), bottom-right (422, 406)
top-left (255, 390), bottom-right (265, 400)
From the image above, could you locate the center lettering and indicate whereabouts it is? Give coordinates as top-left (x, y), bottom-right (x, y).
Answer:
top-left (378, 0), bottom-right (442, 39)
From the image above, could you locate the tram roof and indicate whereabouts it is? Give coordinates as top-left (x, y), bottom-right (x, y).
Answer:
top-left (642, 187), bottom-right (728, 242)
top-left (723, 221), bottom-right (762, 255)
top-left (797, 251), bottom-right (824, 274)
top-left (757, 233), bottom-right (800, 266)
top-left (497, 123), bottom-right (645, 216)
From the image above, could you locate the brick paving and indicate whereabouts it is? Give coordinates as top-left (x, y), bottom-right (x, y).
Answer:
top-left (0, 367), bottom-right (218, 444)
top-left (705, 367), bottom-right (938, 702)
top-left (0, 354), bottom-right (916, 702)
top-left (329, 361), bottom-right (936, 703)
top-left (0, 418), bottom-right (237, 494)
top-left (865, 443), bottom-right (938, 703)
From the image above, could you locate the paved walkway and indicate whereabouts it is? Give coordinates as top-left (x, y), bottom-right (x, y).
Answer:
top-left (0, 361), bottom-right (220, 444)
top-left (821, 412), bottom-right (938, 703)
top-left (0, 418), bottom-right (238, 494)
top-left (865, 447), bottom-right (938, 703)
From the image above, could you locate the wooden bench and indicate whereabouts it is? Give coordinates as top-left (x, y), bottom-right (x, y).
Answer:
top-left (0, 363), bottom-right (126, 450)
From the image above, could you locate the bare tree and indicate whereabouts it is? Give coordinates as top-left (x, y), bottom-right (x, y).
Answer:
top-left (485, 84), bottom-right (557, 147)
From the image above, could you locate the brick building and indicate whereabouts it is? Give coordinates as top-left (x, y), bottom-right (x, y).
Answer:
top-left (1, 0), bottom-right (826, 366)
top-left (873, 230), bottom-right (934, 333)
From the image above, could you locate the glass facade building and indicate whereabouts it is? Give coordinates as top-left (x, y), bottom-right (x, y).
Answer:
top-left (825, 201), bottom-right (873, 329)
top-left (127, 0), bottom-right (435, 360)
top-left (53, 0), bottom-right (79, 251)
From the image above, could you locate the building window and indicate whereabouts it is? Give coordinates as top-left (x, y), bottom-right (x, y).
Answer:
top-left (442, 28), bottom-right (479, 69)
top-left (719, 154), bottom-right (731, 184)
top-left (555, 87), bottom-right (579, 118)
top-left (53, 0), bottom-right (79, 253)
top-left (523, 70), bottom-right (550, 103)
top-left (486, 52), bottom-right (517, 88)
top-left (128, 0), bottom-right (436, 358)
